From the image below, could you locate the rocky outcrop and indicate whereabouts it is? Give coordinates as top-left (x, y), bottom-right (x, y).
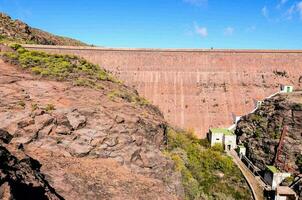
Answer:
top-left (236, 92), bottom-right (302, 174)
top-left (0, 13), bottom-right (86, 46)
top-left (0, 60), bottom-right (183, 199)
top-left (0, 134), bottom-right (63, 200)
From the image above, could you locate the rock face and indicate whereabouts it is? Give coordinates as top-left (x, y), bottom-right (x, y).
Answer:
top-left (24, 45), bottom-right (302, 138)
top-left (0, 60), bottom-right (183, 199)
top-left (236, 92), bottom-right (302, 174)
top-left (235, 92), bottom-right (302, 198)
top-left (0, 13), bottom-right (86, 46)
top-left (0, 137), bottom-right (63, 200)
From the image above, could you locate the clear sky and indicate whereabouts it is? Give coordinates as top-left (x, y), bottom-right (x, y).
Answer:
top-left (1, 0), bottom-right (302, 49)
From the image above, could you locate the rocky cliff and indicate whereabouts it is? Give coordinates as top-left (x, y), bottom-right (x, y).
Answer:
top-left (236, 92), bottom-right (302, 174)
top-left (0, 13), bottom-right (86, 46)
top-left (235, 92), bottom-right (302, 197)
top-left (0, 131), bottom-right (63, 200)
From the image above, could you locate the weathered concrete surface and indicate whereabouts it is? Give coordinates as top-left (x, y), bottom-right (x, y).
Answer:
top-left (23, 45), bottom-right (302, 138)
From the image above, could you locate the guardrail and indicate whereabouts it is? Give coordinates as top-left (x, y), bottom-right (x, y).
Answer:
top-left (240, 154), bottom-right (271, 190)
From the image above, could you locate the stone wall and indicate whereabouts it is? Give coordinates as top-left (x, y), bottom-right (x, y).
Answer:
top-left (23, 45), bottom-right (302, 138)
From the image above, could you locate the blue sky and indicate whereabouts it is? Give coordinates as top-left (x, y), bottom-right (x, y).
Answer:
top-left (1, 0), bottom-right (302, 49)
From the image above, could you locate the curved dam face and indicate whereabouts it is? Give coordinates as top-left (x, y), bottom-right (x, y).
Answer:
top-left (23, 45), bottom-right (302, 138)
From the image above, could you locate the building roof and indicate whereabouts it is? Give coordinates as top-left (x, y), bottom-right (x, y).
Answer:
top-left (276, 186), bottom-right (297, 196)
top-left (266, 165), bottom-right (280, 173)
top-left (210, 128), bottom-right (234, 135)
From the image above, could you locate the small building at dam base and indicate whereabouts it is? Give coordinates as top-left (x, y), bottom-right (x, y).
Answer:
top-left (208, 128), bottom-right (236, 151)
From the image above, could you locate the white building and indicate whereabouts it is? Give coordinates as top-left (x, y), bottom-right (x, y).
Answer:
top-left (280, 85), bottom-right (294, 93)
top-left (224, 133), bottom-right (237, 151)
top-left (208, 128), bottom-right (237, 150)
top-left (236, 145), bottom-right (247, 156)
top-left (264, 165), bottom-right (291, 190)
top-left (253, 99), bottom-right (263, 109)
top-left (275, 186), bottom-right (298, 200)
top-left (233, 116), bottom-right (241, 124)
top-left (208, 128), bottom-right (224, 147)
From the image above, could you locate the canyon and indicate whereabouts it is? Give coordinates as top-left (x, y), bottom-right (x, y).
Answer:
top-left (23, 45), bottom-right (302, 137)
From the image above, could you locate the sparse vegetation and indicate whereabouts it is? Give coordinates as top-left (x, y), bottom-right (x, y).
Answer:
top-left (107, 89), bottom-right (150, 106)
top-left (31, 103), bottom-right (38, 111)
top-left (273, 70), bottom-right (288, 77)
top-left (165, 128), bottom-right (251, 200)
top-left (0, 34), bottom-right (32, 45)
top-left (2, 44), bottom-right (120, 87)
top-left (45, 104), bottom-right (55, 112)
top-left (2, 44), bottom-right (150, 107)
top-left (292, 103), bottom-right (302, 111)
top-left (296, 155), bottom-right (302, 172)
top-left (17, 100), bottom-right (25, 108)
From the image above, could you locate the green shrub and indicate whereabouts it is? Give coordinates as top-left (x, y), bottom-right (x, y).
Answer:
top-left (254, 128), bottom-right (262, 138)
top-left (45, 104), bottom-right (55, 112)
top-left (10, 43), bottom-right (22, 50)
top-left (296, 155), bottom-right (302, 172)
top-left (3, 52), bottom-right (18, 60)
top-left (1, 45), bottom-right (121, 85)
top-left (107, 89), bottom-right (149, 106)
top-left (199, 138), bottom-right (210, 148)
top-left (74, 78), bottom-right (96, 87)
top-left (31, 103), bottom-right (38, 111)
top-left (211, 143), bottom-right (224, 152)
top-left (250, 113), bottom-right (267, 124)
top-left (292, 103), bottom-right (302, 111)
top-left (17, 100), bottom-right (26, 108)
top-left (166, 128), bottom-right (251, 200)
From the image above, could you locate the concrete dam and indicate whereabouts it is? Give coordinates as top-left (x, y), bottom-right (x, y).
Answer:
top-left (23, 45), bottom-right (302, 138)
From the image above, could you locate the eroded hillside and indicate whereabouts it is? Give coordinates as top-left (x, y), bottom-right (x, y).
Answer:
top-left (0, 13), bottom-right (86, 46)
top-left (0, 45), bottom-right (182, 199)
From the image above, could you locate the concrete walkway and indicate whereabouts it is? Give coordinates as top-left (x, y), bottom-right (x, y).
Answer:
top-left (229, 150), bottom-right (265, 200)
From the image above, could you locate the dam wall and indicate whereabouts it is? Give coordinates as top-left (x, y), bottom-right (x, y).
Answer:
top-left (23, 45), bottom-right (302, 137)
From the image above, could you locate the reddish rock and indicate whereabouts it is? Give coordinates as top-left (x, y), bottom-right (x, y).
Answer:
top-left (0, 61), bottom-right (183, 199)
top-left (66, 110), bottom-right (86, 130)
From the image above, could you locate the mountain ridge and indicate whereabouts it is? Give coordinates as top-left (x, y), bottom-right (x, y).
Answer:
top-left (0, 13), bottom-right (87, 46)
